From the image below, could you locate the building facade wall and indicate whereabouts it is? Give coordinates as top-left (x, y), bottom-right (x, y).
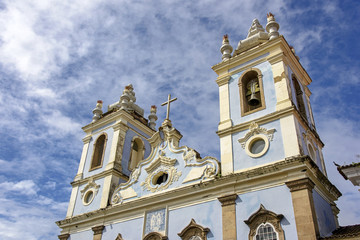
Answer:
top-left (232, 119), bottom-right (285, 171)
top-left (236, 185), bottom-right (297, 240)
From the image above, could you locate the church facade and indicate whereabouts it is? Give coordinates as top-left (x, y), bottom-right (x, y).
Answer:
top-left (56, 14), bottom-right (356, 240)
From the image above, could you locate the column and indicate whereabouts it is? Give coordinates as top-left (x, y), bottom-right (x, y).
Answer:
top-left (218, 194), bottom-right (237, 240)
top-left (92, 225), bottom-right (105, 240)
top-left (286, 178), bottom-right (319, 240)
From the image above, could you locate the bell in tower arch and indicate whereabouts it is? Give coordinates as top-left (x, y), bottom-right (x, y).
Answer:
top-left (246, 78), bottom-right (261, 106)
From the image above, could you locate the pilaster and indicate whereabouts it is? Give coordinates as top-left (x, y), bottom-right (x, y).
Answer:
top-left (65, 185), bottom-right (79, 218)
top-left (268, 54), bottom-right (292, 111)
top-left (74, 135), bottom-right (92, 181)
top-left (280, 114), bottom-right (300, 157)
top-left (220, 135), bottom-right (234, 175)
top-left (218, 194), bottom-right (237, 240)
top-left (105, 121), bottom-right (128, 170)
top-left (286, 178), bottom-right (319, 240)
top-left (92, 225), bottom-right (105, 240)
top-left (101, 121), bottom-right (128, 208)
top-left (218, 79), bottom-right (232, 131)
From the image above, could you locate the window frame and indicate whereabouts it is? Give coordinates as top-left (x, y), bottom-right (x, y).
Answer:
top-left (292, 74), bottom-right (307, 120)
top-left (238, 68), bottom-right (266, 116)
top-left (244, 204), bottom-right (285, 240)
top-left (89, 133), bottom-right (108, 171)
top-left (254, 222), bottom-right (279, 240)
top-left (128, 136), bottom-right (145, 172)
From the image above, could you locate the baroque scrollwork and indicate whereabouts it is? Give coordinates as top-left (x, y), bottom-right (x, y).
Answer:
top-left (80, 178), bottom-right (100, 199)
top-left (141, 155), bottom-right (182, 193)
top-left (178, 219), bottom-right (209, 240)
top-left (238, 122), bottom-right (276, 149)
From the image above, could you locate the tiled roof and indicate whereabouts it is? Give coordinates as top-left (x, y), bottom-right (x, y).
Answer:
top-left (334, 162), bottom-right (360, 180)
top-left (338, 162), bottom-right (360, 170)
top-left (320, 224), bottom-right (360, 239)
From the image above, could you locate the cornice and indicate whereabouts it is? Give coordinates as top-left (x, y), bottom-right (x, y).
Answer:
top-left (217, 106), bottom-right (294, 137)
top-left (57, 156), bottom-right (341, 230)
top-left (82, 109), bottom-right (155, 137)
top-left (279, 37), bottom-right (312, 86)
top-left (71, 169), bottom-right (128, 186)
top-left (212, 36), bottom-right (313, 88)
top-left (215, 75), bottom-right (231, 86)
top-left (211, 37), bottom-right (283, 74)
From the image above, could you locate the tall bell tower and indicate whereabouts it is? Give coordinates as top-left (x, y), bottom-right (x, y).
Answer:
top-left (213, 14), bottom-right (325, 176)
top-left (212, 13), bottom-right (340, 239)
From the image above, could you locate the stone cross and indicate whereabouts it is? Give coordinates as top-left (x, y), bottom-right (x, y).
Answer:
top-left (161, 94), bottom-right (177, 120)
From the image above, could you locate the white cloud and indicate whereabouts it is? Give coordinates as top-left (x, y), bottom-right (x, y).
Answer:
top-left (0, 180), bottom-right (38, 196)
top-left (0, 0), bottom-right (359, 239)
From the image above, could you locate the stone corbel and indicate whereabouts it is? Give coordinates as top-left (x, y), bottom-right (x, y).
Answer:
top-left (58, 233), bottom-right (70, 240)
top-left (218, 193), bottom-right (237, 206)
top-left (286, 178), bottom-right (315, 192)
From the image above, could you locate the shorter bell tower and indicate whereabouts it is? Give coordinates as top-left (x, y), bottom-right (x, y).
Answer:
top-left (65, 84), bottom-right (157, 218)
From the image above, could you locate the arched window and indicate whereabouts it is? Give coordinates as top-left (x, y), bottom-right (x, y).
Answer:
top-left (307, 143), bottom-right (316, 162)
top-left (292, 75), bottom-right (306, 119)
top-left (90, 133), bottom-right (107, 170)
top-left (245, 205), bottom-right (285, 240)
top-left (255, 223), bottom-right (278, 240)
top-left (178, 219), bottom-right (209, 240)
top-left (128, 137), bottom-right (145, 171)
top-left (238, 68), bottom-right (266, 116)
top-left (143, 232), bottom-right (168, 240)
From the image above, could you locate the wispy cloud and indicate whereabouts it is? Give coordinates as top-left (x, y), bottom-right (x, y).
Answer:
top-left (0, 0), bottom-right (359, 238)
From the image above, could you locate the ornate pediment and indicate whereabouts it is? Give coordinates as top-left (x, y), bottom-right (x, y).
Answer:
top-left (110, 125), bottom-right (219, 205)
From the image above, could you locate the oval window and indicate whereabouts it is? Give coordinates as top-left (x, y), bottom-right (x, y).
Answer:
top-left (250, 139), bottom-right (265, 154)
top-left (152, 172), bottom-right (169, 185)
top-left (245, 135), bottom-right (270, 158)
top-left (83, 190), bottom-right (94, 205)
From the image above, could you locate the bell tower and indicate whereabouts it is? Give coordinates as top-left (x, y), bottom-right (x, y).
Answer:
top-left (65, 84), bottom-right (157, 218)
top-left (213, 13), bottom-right (325, 176)
top-left (212, 13), bottom-right (341, 239)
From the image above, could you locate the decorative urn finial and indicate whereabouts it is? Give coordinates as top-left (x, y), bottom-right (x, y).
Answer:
top-left (148, 105), bottom-right (158, 130)
top-left (220, 34), bottom-right (233, 61)
top-left (266, 12), bottom-right (280, 40)
top-left (92, 100), bottom-right (103, 122)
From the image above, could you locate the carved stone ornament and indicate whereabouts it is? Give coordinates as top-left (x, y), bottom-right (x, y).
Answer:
top-left (110, 124), bottom-right (219, 205)
top-left (218, 194), bottom-right (237, 207)
top-left (141, 155), bottom-right (182, 193)
top-left (143, 232), bottom-right (168, 240)
top-left (80, 178), bottom-right (100, 205)
top-left (238, 122), bottom-right (275, 149)
top-left (58, 233), bottom-right (70, 240)
top-left (92, 225), bottom-right (105, 235)
top-left (244, 205), bottom-right (284, 240)
top-left (178, 219), bottom-right (209, 240)
top-left (285, 178), bottom-right (315, 192)
top-left (182, 149), bottom-right (219, 181)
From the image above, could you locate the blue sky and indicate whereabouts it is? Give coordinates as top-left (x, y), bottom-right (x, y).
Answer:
top-left (0, 0), bottom-right (359, 239)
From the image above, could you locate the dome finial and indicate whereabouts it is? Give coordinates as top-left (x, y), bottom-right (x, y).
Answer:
top-left (220, 34), bottom-right (233, 61)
